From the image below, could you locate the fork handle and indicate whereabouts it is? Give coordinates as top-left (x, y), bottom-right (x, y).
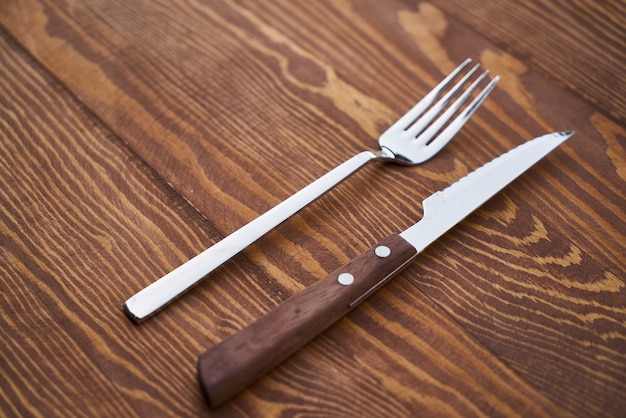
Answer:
top-left (124, 151), bottom-right (380, 322)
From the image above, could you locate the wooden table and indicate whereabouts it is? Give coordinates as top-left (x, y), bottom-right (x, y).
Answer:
top-left (1, 1), bottom-right (624, 416)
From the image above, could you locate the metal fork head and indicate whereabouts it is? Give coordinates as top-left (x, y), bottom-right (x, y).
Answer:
top-left (379, 59), bottom-right (499, 165)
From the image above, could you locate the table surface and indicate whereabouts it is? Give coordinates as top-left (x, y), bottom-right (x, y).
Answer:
top-left (1, 1), bottom-right (624, 416)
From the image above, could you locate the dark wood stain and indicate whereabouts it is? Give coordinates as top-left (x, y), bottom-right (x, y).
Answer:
top-left (1, 1), bottom-right (624, 416)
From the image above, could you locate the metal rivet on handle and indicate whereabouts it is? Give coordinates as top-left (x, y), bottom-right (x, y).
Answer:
top-left (375, 245), bottom-right (391, 258)
top-left (338, 273), bottom-right (354, 286)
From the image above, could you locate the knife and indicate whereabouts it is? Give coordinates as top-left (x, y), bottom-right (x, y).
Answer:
top-left (197, 131), bottom-right (573, 406)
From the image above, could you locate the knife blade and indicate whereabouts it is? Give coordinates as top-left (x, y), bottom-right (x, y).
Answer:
top-left (197, 131), bottom-right (573, 406)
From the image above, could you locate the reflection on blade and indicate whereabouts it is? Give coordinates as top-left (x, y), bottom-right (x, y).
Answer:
top-left (401, 131), bottom-right (573, 252)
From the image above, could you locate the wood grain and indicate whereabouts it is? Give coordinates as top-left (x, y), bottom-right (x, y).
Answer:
top-left (1, 0), bottom-right (624, 416)
top-left (427, 0), bottom-right (626, 125)
top-left (0, 29), bottom-right (220, 417)
top-left (0, 27), bottom-right (567, 417)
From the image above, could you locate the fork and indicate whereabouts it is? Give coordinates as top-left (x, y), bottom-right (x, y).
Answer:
top-left (124, 58), bottom-right (499, 322)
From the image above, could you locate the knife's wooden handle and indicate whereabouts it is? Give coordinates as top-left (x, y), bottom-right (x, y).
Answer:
top-left (197, 233), bottom-right (418, 406)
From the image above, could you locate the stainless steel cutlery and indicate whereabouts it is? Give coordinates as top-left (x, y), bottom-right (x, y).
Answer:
top-left (198, 131), bottom-right (574, 406)
top-left (124, 59), bottom-right (499, 322)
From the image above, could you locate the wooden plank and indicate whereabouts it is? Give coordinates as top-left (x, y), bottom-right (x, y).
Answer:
top-left (0, 29), bottom-right (219, 416)
top-left (427, 0), bottom-right (626, 125)
top-left (2, 1), bottom-right (625, 416)
top-left (0, 28), bottom-right (566, 417)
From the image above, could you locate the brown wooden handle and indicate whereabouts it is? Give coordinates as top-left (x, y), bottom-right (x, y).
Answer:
top-left (197, 233), bottom-right (418, 406)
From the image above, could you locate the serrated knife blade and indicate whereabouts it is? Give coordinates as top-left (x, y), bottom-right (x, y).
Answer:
top-left (197, 131), bottom-right (574, 406)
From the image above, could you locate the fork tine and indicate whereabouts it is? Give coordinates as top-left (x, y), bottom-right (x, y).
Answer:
top-left (391, 58), bottom-right (473, 132)
top-left (404, 63), bottom-right (481, 138)
top-left (415, 69), bottom-right (491, 144)
top-left (420, 74), bottom-right (500, 158)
